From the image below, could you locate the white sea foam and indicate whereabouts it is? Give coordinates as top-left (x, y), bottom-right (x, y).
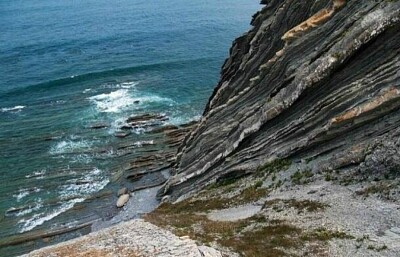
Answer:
top-left (88, 89), bottom-right (134, 113)
top-left (50, 138), bottom-right (93, 155)
top-left (25, 169), bottom-right (46, 179)
top-left (59, 168), bottom-right (109, 200)
top-left (88, 87), bottom-right (174, 113)
top-left (17, 168), bottom-right (109, 233)
top-left (101, 81), bottom-right (138, 89)
top-left (15, 199), bottom-right (43, 217)
top-left (13, 187), bottom-right (41, 202)
top-left (6, 198), bottom-right (43, 218)
top-left (120, 81), bottom-right (138, 89)
top-left (134, 140), bottom-right (154, 147)
top-left (18, 198), bottom-right (84, 233)
top-left (70, 154), bottom-right (93, 164)
top-left (14, 191), bottom-right (29, 201)
top-left (1, 105), bottom-right (26, 113)
top-left (132, 127), bottom-right (146, 134)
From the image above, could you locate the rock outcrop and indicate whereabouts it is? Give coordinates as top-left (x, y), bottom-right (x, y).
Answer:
top-left (116, 194), bottom-right (130, 208)
top-left (22, 219), bottom-right (222, 257)
top-left (161, 0), bottom-right (400, 199)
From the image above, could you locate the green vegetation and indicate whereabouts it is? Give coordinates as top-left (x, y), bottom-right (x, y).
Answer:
top-left (221, 221), bottom-right (302, 257)
top-left (356, 235), bottom-right (370, 242)
top-left (158, 181), bottom-right (270, 215)
top-left (146, 207), bottom-right (304, 257)
top-left (367, 244), bottom-right (388, 251)
top-left (301, 227), bottom-right (354, 241)
top-left (263, 199), bottom-right (328, 213)
top-left (324, 173), bottom-right (332, 181)
top-left (356, 181), bottom-right (398, 198)
top-left (291, 168), bottom-right (314, 185)
top-left (143, 161), bottom-right (362, 256)
top-left (146, 200), bottom-right (351, 257)
top-left (256, 159), bottom-right (291, 178)
top-left (205, 176), bottom-right (241, 191)
top-left (254, 180), bottom-right (263, 188)
top-left (237, 184), bottom-right (269, 204)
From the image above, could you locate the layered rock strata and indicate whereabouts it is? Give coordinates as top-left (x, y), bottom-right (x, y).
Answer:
top-left (161, 0), bottom-right (400, 199)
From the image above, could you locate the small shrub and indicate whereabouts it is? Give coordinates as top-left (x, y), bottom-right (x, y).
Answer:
top-left (256, 159), bottom-right (291, 177)
top-left (254, 180), bottom-right (263, 189)
top-left (301, 228), bottom-right (354, 241)
top-left (291, 169), bottom-right (314, 185)
top-left (325, 174), bottom-right (332, 181)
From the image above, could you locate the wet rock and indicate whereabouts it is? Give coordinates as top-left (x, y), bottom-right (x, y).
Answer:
top-left (150, 125), bottom-right (179, 134)
top-left (114, 131), bottom-right (131, 138)
top-left (116, 194), bottom-right (130, 208)
top-left (117, 187), bottom-right (128, 197)
top-left (126, 113), bottom-right (168, 124)
top-left (5, 206), bottom-right (26, 216)
top-left (120, 125), bottom-right (132, 130)
top-left (0, 221), bottom-right (92, 249)
top-left (89, 123), bottom-right (108, 129)
top-left (125, 113), bottom-right (169, 132)
top-left (43, 136), bottom-right (57, 141)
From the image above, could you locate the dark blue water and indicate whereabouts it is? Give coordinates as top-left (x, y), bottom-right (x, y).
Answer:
top-left (0, 0), bottom-right (260, 252)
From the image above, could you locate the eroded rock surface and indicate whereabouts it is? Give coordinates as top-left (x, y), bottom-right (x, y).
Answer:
top-left (161, 0), bottom-right (400, 200)
top-left (22, 219), bottom-right (221, 257)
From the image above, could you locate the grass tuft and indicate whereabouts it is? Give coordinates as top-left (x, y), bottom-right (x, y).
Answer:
top-left (256, 159), bottom-right (291, 178)
top-left (263, 199), bottom-right (328, 213)
top-left (291, 168), bottom-right (314, 185)
top-left (301, 227), bottom-right (354, 241)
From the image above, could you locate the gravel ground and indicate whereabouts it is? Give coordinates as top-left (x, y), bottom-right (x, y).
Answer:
top-left (207, 204), bottom-right (262, 222)
top-left (260, 180), bottom-right (400, 257)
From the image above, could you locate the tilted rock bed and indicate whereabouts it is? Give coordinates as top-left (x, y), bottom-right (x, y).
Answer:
top-left (161, 0), bottom-right (400, 202)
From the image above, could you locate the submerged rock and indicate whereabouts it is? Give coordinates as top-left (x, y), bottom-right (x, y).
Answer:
top-left (89, 123), bottom-right (108, 129)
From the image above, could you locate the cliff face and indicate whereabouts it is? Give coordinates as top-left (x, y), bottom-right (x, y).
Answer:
top-left (161, 0), bottom-right (400, 200)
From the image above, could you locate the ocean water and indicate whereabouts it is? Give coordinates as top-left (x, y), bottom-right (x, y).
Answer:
top-left (0, 0), bottom-right (260, 254)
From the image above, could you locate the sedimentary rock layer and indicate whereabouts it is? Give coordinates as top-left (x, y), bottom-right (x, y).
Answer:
top-left (162, 0), bottom-right (400, 199)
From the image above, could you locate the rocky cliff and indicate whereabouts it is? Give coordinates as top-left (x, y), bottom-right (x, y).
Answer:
top-left (160, 0), bottom-right (400, 200)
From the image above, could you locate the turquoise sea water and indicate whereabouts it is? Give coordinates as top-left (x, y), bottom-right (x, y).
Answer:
top-left (0, 0), bottom-right (260, 254)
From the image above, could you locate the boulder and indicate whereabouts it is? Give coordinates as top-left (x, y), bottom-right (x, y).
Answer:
top-left (117, 187), bottom-right (128, 196)
top-left (116, 194), bottom-right (130, 208)
top-left (114, 131), bottom-right (131, 138)
top-left (89, 123), bottom-right (108, 129)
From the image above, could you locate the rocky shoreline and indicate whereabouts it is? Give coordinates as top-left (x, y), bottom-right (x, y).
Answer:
top-left (1, 113), bottom-right (198, 256)
top-left (18, 0), bottom-right (400, 256)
